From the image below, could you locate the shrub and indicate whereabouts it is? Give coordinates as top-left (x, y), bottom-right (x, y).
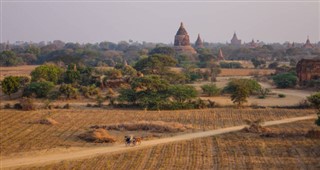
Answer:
top-left (19, 97), bottom-right (36, 111)
top-left (59, 84), bottom-right (78, 99)
top-left (272, 72), bottom-right (297, 88)
top-left (80, 85), bottom-right (100, 98)
top-left (219, 62), bottom-right (243, 68)
top-left (78, 129), bottom-right (116, 143)
top-left (278, 94), bottom-right (286, 98)
top-left (201, 84), bottom-right (220, 96)
top-left (63, 103), bottom-right (70, 109)
top-left (168, 85), bottom-right (198, 103)
top-left (4, 103), bottom-right (11, 109)
top-left (23, 81), bottom-right (55, 98)
top-left (31, 64), bottom-right (64, 84)
top-left (1, 76), bottom-right (21, 97)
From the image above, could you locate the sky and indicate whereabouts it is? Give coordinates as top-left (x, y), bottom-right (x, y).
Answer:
top-left (1, 0), bottom-right (319, 44)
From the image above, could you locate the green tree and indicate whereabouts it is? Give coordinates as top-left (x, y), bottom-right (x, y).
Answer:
top-left (134, 54), bottom-right (177, 75)
top-left (230, 83), bottom-right (250, 107)
top-left (272, 72), bottom-right (297, 88)
top-left (251, 58), bottom-right (266, 68)
top-left (201, 84), bottom-right (220, 96)
top-left (168, 85), bottom-right (198, 103)
top-left (130, 75), bottom-right (170, 110)
top-left (307, 93), bottom-right (320, 126)
top-left (23, 81), bottom-right (54, 98)
top-left (0, 50), bottom-right (23, 66)
top-left (118, 88), bottom-right (138, 104)
top-left (59, 84), bottom-right (78, 99)
top-left (31, 64), bottom-right (64, 84)
top-left (223, 79), bottom-right (261, 95)
top-left (1, 76), bottom-right (20, 97)
top-left (149, 46), bottom-right (175, 57)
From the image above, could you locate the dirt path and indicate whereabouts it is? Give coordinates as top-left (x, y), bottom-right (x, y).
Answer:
top-left (1, 115), bottom-right (316, 169)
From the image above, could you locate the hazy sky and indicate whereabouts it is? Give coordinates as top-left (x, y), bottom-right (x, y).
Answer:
top-left (1, 0), bottom-right (319, 44)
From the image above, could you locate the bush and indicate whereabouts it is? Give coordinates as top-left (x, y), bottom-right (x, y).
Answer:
top-left (23, 81), bottom-right (55, 98)
top-left (223, 79), bottom-right (261, 95)
top-left (272, 72), bottom-right (297, 88)
top-left (168, 85), bottom-right (198, 103)
top-left (1, 76), bottom-right (21, 97)
top-left (201, 84), bottom-right (220, 96)
top-left (4, 103), bottom-right (11, 109)
top-left (278, 94), bottom-right (286, 98)
top-left (31, 64), bottom-right (64, 84)
top-left (219, 62), bottom-right (243, 68)
top-left (19, 97), bottom-right (36, 111)
top-left (59, 84), bottom-right (78, 99)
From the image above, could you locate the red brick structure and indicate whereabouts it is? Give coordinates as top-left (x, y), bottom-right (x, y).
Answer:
top-left (296, 59), bottom-right (320, 85)
top-left (303, 36), bottom-right (314, 49)
top-left (195, 34), bottom-right (204, 49)
top-left (230, 32), bottom-right (241, 46)
top-left (174, 22), bottom-right (196, 54)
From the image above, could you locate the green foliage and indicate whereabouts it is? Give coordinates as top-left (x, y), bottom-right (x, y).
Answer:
top-left (219, 62), bottom-right (243, 68)
top-left (121, 65), bottom-right (137, 77)
top-left (105, 69), bottom-right (122, 79)
top-left (119, 75), bottom-right (170, 110)
top-left (134, 54), bottom-right (177, 75)
top-left (1, 76), bottom-right (21, 97)
top-left (272, 72), bottom-right (297, 88)
top-left (168, 85), bottom-right (198, 103)
top-left (201, 84), bottom-right (220, 96)
top-left (59, 84), bottom-right (78, 99)
top-left (223, 79), bottom-right (261, 107)
top-left (258, 88), bottom-right (271, 98)
top-left (223, 79), bottom-right (261, 95)
top-left (0, 50), bottom-right (24, 66)
top-left (23, 81), bottom-right (54, 98)
top-left (149, 46), bottom-right (175, 57)
top-left (251, 58), bottom-right (266, 68)
top-left (307, 93), bottom-right (320, 126)
top-left (230, 83), bottom-right (250, 107)
top-left (31, 64), bottom-right (64, 84)
top-left (278, 94), bottom-right (286, 98)
top-left (63, 64), bottom-right (81, 84)
top-left (80, 85), bottom-right (100, 98)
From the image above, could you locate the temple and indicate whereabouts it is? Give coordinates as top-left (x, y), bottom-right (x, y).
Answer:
top-left (230, 32), bottom-right (241, 46)
top-left (303, 36), bottom-right (314, 49)
top-left (296, 59), bottom-right (320, 85)
top-left (218, 48), bottom-right (225, 60)
top-left (195, 34), bottom-right (204, 48)
top-left (174, 22), bottom-right (196, 54)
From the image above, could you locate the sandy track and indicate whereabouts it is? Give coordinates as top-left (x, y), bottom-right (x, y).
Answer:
top-left (1, 115), bottom-right (316, 169)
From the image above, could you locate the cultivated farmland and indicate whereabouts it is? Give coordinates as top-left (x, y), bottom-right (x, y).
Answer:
top-left (20, 119), bottom-right (320, 170)
top-left (0, 108), bottom-right (315, 157)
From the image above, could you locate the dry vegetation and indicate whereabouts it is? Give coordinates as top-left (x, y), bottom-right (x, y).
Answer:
top-left (92, 121), bottom-right (193, 133)
top-left (0, 108), bottom-right (314, 157)
top-left (24, 120), bottom-right (320, 170)
top-left (0, 65), bottom-right (37, 80)
top-left (78, 128), bottom-right (116, 143)
top-left (219, 68), bottom-right (275, 76)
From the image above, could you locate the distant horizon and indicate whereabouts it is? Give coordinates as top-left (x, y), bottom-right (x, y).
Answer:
top-left (1, 1), bottom-right (319, 44)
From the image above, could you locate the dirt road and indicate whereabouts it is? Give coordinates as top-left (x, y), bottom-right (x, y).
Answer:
top-left (1, 115), bottom-right (316, 169)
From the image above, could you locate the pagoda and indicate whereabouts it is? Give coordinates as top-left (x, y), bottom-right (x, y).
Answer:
top-left (230, 32), bottom-right (241, 46)
top-left (174, 22), bottom-right (196, 54)
top-left (195, 34), bottom-right (204, 48)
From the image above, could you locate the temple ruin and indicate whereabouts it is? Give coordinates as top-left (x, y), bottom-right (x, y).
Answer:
top-left (174, 22), bottom-right (196, 54)
top-left (296, 59), bottom-right (320, 85)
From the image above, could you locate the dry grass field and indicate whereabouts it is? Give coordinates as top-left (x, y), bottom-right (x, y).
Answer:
top-left (0, 65), bottom-right (37, 80)
top-left (0, 108), bottom-right (315, 157)
top-left (21, 119), bottom-right (320, 170)
top-left (219, 68), bottom-right (275, 77)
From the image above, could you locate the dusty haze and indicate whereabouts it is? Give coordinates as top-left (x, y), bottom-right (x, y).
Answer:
top-left (1, 0), bottom-right (319, 44)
